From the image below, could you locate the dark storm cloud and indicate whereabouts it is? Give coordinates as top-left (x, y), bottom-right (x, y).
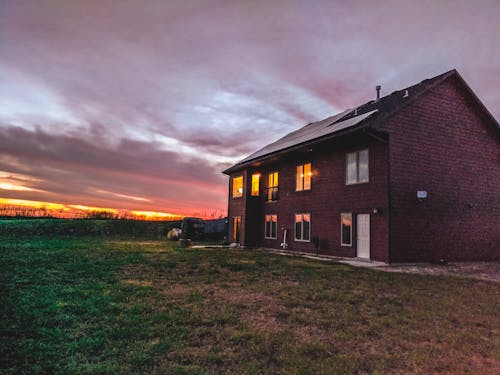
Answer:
top-left (0, 0), bottom-right (499, 213)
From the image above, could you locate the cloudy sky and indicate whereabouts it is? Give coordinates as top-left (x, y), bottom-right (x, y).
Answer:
top-left (1, 0), bottom-right (499, 217)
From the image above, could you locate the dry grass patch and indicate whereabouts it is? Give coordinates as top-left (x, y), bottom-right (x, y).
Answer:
top-left (118, 247), bottom-right (500, 374)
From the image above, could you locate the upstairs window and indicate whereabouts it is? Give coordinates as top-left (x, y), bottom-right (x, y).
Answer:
top-left (264, 214), bottom-right (277, 239)
top-left (346, 149), bottom-right (369, 185)
top-left (265, 172), bottom-right (279, 202)
top-left (295, 213), bottom-right (311, 242)
top-left (251, 174), bottom-right (260, 196)
top-left (296, 163), bottom-right (312, 191)
top-left (232, 176), bottom-right (243, 198)
top-left (341, 213), bottom-right (352, 246)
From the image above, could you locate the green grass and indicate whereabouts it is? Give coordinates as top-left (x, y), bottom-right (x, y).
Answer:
top-left (0, 218), bottom-right (180, 239)
top-left (1, 235), bottom-right (499, 374)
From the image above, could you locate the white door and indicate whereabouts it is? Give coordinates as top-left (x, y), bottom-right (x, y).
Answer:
top-left (356, 214), bottom-right (370, 259)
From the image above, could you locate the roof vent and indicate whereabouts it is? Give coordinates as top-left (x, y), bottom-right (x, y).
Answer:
top-left (376, 85), bottom-right (381, 100)
top-left (403, 89), bottom-right (409, 98)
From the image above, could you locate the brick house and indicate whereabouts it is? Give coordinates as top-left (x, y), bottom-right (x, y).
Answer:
top-left (222, 70), bottom-right (499, 262)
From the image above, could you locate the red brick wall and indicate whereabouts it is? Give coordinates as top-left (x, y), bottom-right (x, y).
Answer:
top-left (228, 136), bottom-right (390, 261)
top-left (227, 170), bottom-right (247, 244)
top-left (380, 76), bottom-right (500, 261)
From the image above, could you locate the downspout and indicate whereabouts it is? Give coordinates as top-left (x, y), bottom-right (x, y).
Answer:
top-left (387, 136), bottom-right (391, 264)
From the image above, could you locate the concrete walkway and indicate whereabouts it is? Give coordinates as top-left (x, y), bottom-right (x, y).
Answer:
top-left (257, 247), bottom-right (388, 267)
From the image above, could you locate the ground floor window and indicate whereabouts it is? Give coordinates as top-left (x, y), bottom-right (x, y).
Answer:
top-left (341, 213), bottom-right (352, 246)
top-left (264, 214), bottom-right (277, 239)
top-left (294, 213), bottom-right (310, 241)
top-left (232, 216), bottom-right (241, 243)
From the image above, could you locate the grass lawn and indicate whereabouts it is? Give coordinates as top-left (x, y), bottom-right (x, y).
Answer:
top-left (1, 236), bottom-right (499, 374)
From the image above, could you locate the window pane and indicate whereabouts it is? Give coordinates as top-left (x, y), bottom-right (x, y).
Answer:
top-left (232, 176), bottom-right (243, 197)
top-left (295, 216), bottom-right (302, 240)
top-left (268, 172), bottom-right (278, 188)
top-left (303, 219), bottom-right (310, 241)
top-left (341, 213), bottom-right (352, 245)
top-left (233, 217), bottom-right (240, 242)
top-left (358, 150), bottom-right (369, 183)
top-left (304, 163), bottom-right (311, 190)
top-left (346, 153), bottom-right (357, 184)
top-left (251, 174), bottom-right (260, 196)
top-left (271, 220), bottom-right (277, 238)
top-left (296, 165), bottom-right (303, 191)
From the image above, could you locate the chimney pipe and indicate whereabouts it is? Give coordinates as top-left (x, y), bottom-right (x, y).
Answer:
top-left (376, 85), bottom-right (381, 100)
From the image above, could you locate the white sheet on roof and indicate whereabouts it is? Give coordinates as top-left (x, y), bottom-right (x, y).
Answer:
top-left (237, 109), bottom-right (378, 164)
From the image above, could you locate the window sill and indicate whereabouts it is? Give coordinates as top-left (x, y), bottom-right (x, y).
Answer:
top-left (345, 181), bottom-right (369, 186)
top-left (341, 243), bottom-right (352, 247)
top-left (264, 237), bottom-right (277, 240)
top-left (294, 239), bottom-right (311, 242)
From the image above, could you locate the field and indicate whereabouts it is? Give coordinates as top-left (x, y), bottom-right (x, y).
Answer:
top-left (1, 221), bottom-right (499, 374)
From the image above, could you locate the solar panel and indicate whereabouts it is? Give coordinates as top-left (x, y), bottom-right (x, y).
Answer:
top-left (237, 109), bottom-right (378, 165)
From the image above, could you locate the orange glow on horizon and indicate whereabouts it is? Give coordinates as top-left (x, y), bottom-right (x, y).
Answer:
top-left (0, 198), bottom-right (188, 220)
top-left (68, 205), bottom-right (118, 214)
top-left (130, 210), bottom-right (182, 220)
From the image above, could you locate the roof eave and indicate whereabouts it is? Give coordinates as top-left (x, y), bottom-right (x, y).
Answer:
top-left (222, 123), bottom-right (371, 175)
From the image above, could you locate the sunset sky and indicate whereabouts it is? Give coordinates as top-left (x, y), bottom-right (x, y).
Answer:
top-left (1, 0), bottom-right (499, 217)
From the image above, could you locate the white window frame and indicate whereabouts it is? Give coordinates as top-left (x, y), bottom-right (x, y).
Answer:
top-left (346, 149), bottom-right (369, 185)
top-left (341, 212), bottom-right (352, 246)
top-left (294, 213), bottom-right (311, 242)
top-left (264, 214), bottom-right (277, 239)
top-left (296, 163), bottom-right (312, 191)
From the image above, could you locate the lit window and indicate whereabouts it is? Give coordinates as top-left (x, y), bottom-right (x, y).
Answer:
top-left (346, 149), bottom-right (369, 185)
top-left (341, 213), bottom-right (352, 246)
top-left (264, 214), bottom-right (277, 239)
top-left (296, 163), bottom-right (312, 191)
top-left (251, 174), bottom-right (260, 196)
top-left (266, 172), bottom-right (279, 202)
top-left (232, 176), bottom-right (243, 198)
top-left (232, 216), bottom-right (241, 243)
top-left (295, 213), bottom-right (310, 241)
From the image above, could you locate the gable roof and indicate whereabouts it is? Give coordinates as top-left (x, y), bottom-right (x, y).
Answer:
top-left (223, 69), bottom-right (499, 174)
